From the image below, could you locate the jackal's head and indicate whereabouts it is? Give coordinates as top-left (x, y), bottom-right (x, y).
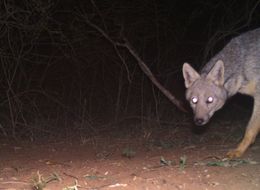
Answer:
top-left (182, 60), bottom-right (228, 126)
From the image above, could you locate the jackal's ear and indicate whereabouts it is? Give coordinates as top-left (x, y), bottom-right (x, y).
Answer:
top-left (206, 60), bottom-right (224, 86)
top-left (182, 63), bottom-right (200, 88)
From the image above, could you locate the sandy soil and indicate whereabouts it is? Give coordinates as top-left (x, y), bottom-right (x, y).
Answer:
top-left (0, 123), bottom-right (259, 190)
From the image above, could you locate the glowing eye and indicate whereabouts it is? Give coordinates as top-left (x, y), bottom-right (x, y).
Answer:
top-left (207, 96), bottom-right (214, 103)
top-left (191, 97), bottom-right (198, 104)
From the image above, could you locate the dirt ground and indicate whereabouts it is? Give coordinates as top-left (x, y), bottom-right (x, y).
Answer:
top-left (0, 121), bottom-right (260, 190)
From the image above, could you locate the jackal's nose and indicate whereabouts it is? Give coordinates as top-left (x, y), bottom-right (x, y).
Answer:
top-left (194, 118), bottom-right (204, 126)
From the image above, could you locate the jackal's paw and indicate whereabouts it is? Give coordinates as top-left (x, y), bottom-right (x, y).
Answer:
top-left (226, 149), bottom-right (243, 159)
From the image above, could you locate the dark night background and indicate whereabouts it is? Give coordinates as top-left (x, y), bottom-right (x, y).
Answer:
top-left (0, 0), bottom-right (259, 141)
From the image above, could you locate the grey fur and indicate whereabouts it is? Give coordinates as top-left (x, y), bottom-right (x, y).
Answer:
top-left (183, 28), bottom-right (260, 158)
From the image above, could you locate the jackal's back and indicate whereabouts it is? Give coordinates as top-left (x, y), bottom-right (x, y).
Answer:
top-left (201, 28), bottom-right (260, 84)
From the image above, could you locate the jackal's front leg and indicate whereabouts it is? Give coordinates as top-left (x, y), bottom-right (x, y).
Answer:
top-left (227, 98), bottom-right (260, 158)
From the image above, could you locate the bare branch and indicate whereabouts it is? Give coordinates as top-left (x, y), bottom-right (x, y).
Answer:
top-left (119, 39), bottom-right (187, 113)
top-left (82, 17), bottom-right (187, 112)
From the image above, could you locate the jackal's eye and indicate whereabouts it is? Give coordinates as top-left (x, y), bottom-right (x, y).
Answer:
top-left (191, 97), bottom-right (198, 104)
top-left (206, 96), bottom-right (214, 104)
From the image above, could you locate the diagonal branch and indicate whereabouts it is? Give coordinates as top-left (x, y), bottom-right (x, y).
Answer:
top-left (83, 17), bottom-right (187, 112)
top-left (118, 39), bottom-right (187, 112)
